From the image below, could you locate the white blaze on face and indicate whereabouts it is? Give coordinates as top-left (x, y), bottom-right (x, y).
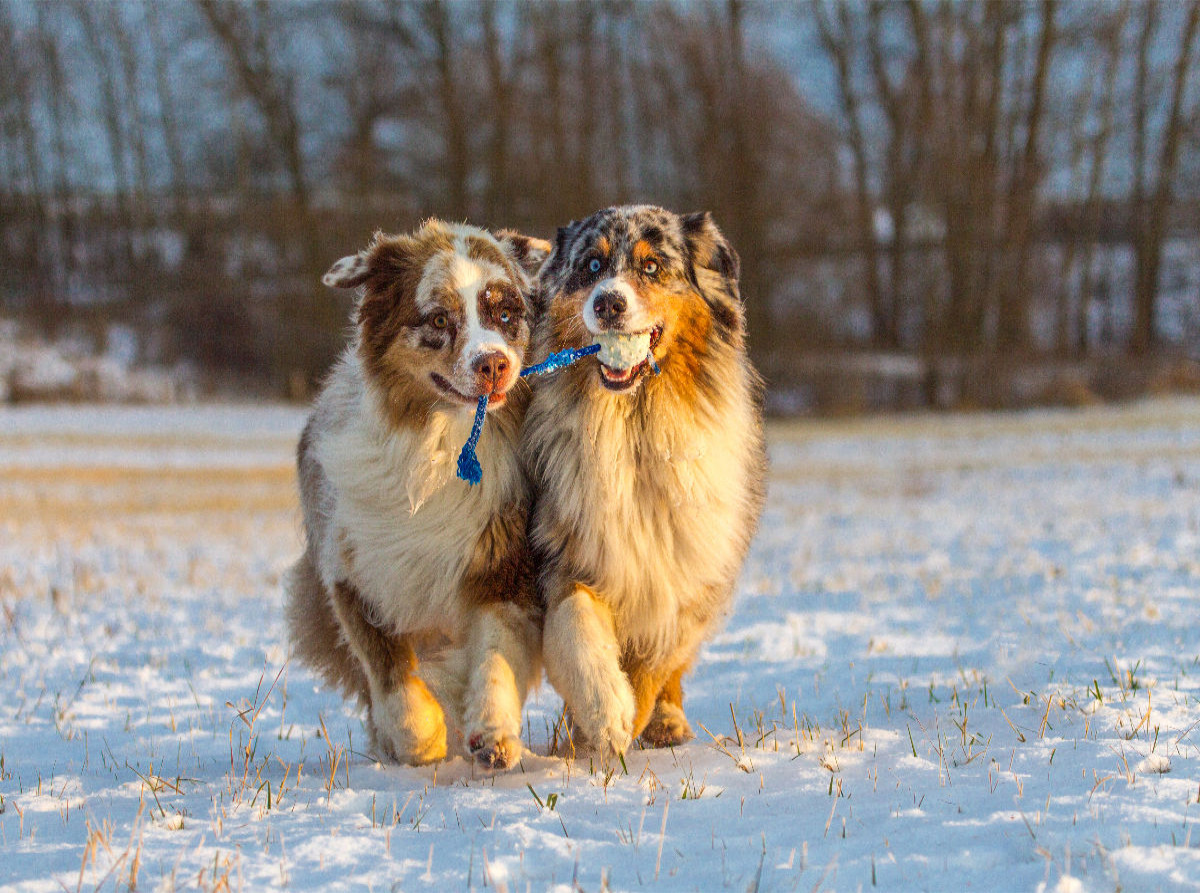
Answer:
top-left (446, 252), bottom-right (520, 394)
top-left (584, 276), bottom-right (654, 335)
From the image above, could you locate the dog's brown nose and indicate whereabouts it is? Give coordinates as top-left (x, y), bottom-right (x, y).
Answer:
top-left (472, 351), bottom-right (510, 393)
top-left (593, 291), bottom-right (627, 325)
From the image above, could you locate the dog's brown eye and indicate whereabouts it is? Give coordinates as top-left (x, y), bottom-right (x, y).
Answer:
top-left (499, 310), bottom-right (512, 324)
top-left (431, 313), bottom-right (448, 330)
top-left (642, 259), bottom-right (659, 276)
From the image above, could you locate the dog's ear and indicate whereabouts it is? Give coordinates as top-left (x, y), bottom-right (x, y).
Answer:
top-left (494, 230), bottom-right (553, 278)
top-left (681, 212), bottom-right (740, 283)
top-left (539, 219), bottom-right (582, 283)
top-left (323, 231), bottom-right (423, 292)
top-left (681, 212), bottom-right (744, 340)
top-left (322, 251), bottom-right (372, 289)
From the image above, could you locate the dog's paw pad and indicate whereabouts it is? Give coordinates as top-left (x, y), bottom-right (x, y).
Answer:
top-left (469, 732), bottom-right (522, 770)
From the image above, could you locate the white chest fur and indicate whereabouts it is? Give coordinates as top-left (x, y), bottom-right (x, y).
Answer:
top-left (316, 396), bottom-right (516, 637)
top-left (537, 378), bottom-right (759, 660)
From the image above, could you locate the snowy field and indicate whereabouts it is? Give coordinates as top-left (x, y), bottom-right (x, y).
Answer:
top-left (2, 399), bottom-right (1199, 892)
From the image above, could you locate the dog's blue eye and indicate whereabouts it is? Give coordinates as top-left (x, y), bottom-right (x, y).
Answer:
top-left (643, 259), bottom-right (659, 276)
top-left (588, 258), bottom-right (602, 274)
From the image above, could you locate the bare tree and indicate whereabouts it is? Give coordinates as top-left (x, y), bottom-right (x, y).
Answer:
top-left (813, 0), bottom-right (885, 347)
top-left (482, 2), bottom-right (515, 223)
top-left (1055, 1), bottom-right (1128, 357)
top-left (196, 0), bottom-right (341, 386)
top-left (423, 0), bottom-right (471, 220)
top-left (322, 4), bottom-right (403, 199)
top-left (996, 0), bottom-right (1057, 352)
top-left (72, 0), bottom-right (144, 328)
top-left (34, 3), bottom-right (80, 327)
top-left (722, 0), bottom-right (774, 355)
top-left (146, 2), bottom-right (188, 205)
top-left (863, 1), bottom-right (940, 349)
top-left (0, 2), bottom-right (51, 324)
top-left (195, 0), bottom-right (310, 210)
top-left (1130, 0), bottom-right (1200, 355)
top-left (7, 0), bottom-right (1197, 403)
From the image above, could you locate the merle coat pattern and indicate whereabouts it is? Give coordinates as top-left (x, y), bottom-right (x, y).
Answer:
top-left (522, 205), bottom-right (766, 756)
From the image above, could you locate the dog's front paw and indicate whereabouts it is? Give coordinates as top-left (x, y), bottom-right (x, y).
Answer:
top-left (369, 678), bottom-right (447, 766)
top-left (462, 649), bottom-right (527, 771)
top-left (467, 731), bottom-right (523, 770)
top-left (640, 700), bottom-right (694, 749)
top-left (574, 673), bottom-right (635, 759)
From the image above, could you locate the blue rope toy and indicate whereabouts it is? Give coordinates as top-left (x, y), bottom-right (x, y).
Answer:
top-left (456, 342), bottom-right (658, 485)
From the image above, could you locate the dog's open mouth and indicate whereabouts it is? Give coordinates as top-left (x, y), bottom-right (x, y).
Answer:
top-left (596, 326), bottom-right (662, 391)
top-left (430, 373), bottom-right (507, 407)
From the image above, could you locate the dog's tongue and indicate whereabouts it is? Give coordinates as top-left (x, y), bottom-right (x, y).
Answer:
top-left (594, 331), bottom-right (652, 370)
top-left (600, 364), bottom-right (637, 383)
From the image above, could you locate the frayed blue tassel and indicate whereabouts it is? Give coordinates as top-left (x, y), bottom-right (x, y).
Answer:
top-left (520, 342), bottom-right (601, 378)
top-left (456, 395), bottom-right (488, 485)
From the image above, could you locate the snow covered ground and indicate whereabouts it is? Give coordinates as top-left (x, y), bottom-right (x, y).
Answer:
top-left (1, 399), bottom-right (1198, 892)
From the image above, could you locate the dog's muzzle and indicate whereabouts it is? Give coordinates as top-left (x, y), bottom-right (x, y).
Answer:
top-left (471, 351), bottom-right (511, 396)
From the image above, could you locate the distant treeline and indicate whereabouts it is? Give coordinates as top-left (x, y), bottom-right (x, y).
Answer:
top-left (0, 0), bottom-right (1197, 397)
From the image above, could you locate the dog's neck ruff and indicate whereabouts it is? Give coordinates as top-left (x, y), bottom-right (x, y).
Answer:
top-left (457, 342), bottom-right (658, 485)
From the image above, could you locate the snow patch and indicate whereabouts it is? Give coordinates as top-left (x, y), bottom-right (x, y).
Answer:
top-left (1135, 753), bottom-right (1171, 775)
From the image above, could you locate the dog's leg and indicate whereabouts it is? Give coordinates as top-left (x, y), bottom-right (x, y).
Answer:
top-left (286, 553), bottom-right (370, 703)
top-left (639, 666), bottom-right (695, 749)
top-left (460, 506), bottom-right (541, 769)
top-left (409, 643), bottom-right (467, 758)
top-left (625, 661), bottom-right (668, 741)
top-left (329, 580), bottom-right (447, 765)
top-left (462, 601), bottom-right (540, 770)
top-left (624, 660), bottom-right (691, 746)
top-left (543, 585), bottom-right (634, 759)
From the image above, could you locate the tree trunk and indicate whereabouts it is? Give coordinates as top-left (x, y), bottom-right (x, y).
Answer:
top-left (1073, 1), bottom-right (1128, 357)
top-left (425, 1), bottom-right (470, 220)
top-left (482, 3), bottom-right (512, 224)
top-left (867, 3), bottom-right (917, 350)
top-left (1130, 0), bottom-right (1199, 356)
top-left (195, 0), bottom-right (335, 384)
top-left (812, 1), bottom-right (884, 347)
top-left (146, 1), bottom-right (187, 205)
top-left (725, 0), bottom-right (772, 357)
top-left (0, 5), bottom-right (52, 327)
top-left (997, 1), bottom-right (1056, 353)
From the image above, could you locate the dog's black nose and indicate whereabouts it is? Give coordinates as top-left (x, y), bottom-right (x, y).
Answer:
top-left (593, 291), bottom-right (627, 324)
top-left (472, 351), bottom-right (510, 388)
